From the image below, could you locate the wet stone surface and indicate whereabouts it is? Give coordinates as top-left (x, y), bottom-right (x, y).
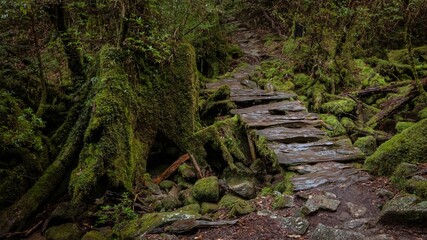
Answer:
top-left (280, 216), bottom-right (310, 235)
top-left (301, 193), bottom-right (341, 215)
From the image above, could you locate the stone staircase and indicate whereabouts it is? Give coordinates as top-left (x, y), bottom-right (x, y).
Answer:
top-left (206, 21), bottom-right (365, 192)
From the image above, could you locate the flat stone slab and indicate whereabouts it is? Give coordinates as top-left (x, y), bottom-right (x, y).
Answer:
top-left (240, 111), bottom-right (321, 129)
top-left (256, 126), bottom-right (326, 144)
top-left (230, 88), bottom-right (297, 104)
top-left (310, 224), bottom-right (365, 240)
top-left (231, 100), bottom-right (306, 114)
top-left (301, 194), bottom-right (341, 215)
top-left (291, 163), bottom-right (370, 191)
top-left (280, 216), bottom-right (310, 235)
top-left (270, 138), bottom-right (364, 166)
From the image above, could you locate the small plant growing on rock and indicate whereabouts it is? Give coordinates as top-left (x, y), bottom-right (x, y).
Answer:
top-left (95, 192), bottom-right (138, 229)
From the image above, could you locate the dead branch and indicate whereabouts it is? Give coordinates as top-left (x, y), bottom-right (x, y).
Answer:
top-left (153, 153), bottom-right (190, 184)
top-left (189, 154), bottom-right (204, 179)
top-left (366, 78), bottom-right (427, 128)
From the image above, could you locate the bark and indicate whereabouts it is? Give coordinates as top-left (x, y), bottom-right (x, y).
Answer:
top-left (46, 4), bottom-right (86, 87)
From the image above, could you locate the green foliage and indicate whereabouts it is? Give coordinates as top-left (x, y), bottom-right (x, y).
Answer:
top-left (0, 91), bottom-right (44, 151)
top-left (95, 193), bottom-right (138, 228)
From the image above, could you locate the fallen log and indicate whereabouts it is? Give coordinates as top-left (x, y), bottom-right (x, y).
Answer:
top-left (366, 78), bottom-right (427, 128)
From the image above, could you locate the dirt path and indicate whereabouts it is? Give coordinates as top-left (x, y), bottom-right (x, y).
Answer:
top-left (176, 20), bottom-right (427, 240)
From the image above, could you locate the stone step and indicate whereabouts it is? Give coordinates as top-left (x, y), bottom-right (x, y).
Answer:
top-left (231, 100), bottom-right (306, 114)
top-left (289, 162), bottom-right (370, 191)
top-left (239, 111), bottom-right (320, 129)
top-left (230, 89), bottom-right (297, 106)
top-left (256, 126), bottom-right (326, 144)
top-left (268, 138), bottom-right (364, 166)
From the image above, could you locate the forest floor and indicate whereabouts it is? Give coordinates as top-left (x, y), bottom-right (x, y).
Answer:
top-left (143, 19), bottom-right (427, 240)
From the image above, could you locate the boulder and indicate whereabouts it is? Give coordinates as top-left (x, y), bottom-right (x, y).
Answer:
top-left (191, 176), bottom-right (219, 202)
top-left (225, 176), bottom-right (257, 199)
top-left (45, 223), bottom-right (83, 240)
top-left (354, 136), bottom-right (377, 156)
top-left (120, 210), bottom-right (201, 239)
top-left (201, 202), bottom-right (219, 214)
top-left (364, 119), bottom-right (427, 176)
top-left (218, 194), bottom-right (255, 216)
top-left (379, 195), bottom-right (427, 224)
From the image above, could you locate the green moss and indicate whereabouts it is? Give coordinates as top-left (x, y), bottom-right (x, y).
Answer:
top-left (177, 203), bottom-right (200, 213)
top-left (260, 187), bottom-right (273, 197)
top-left (390, 163), bottom-right (427, 199)
top-left (309, 82), bottom-right (326, 111)
top-left (159, 180), bottom-right (176, 190)
top-left (340, 117), bottom-right (356, 132)
top-left (201, 202), bottom-right (219, 214)
top-left (364, 119), bottom-right (427, 175)
top-left (192, 176), bottom-right (219, 202)
top-left (352, 59), bottom-right (387, 87)
top-left (354, 136), bottom-right (377, 156)
top-left (396, 122), bottom-right (415, 133)
top-left (119, 210), bottom-right (201, 239)
top-left (45, 223), bottom-right (83, 240)
top-left (272, 193), bottom-right (293, 210)
top-left (187, 116), bottom-right (247, 170)
top-left (418, 107), bottom-right (427, 119)
top-left (320, 114), bottom-right (346, 137)
top-left (161, 196), bottom-right (181, 211)
top-left (405, 179), bottom-right (427, 199)
top-left (81, 230), bottom-right (107, 240)
top-left (320, 99), bottom-right (357, 115)
top-left (252, 132), bottom-right (278, 168)
top-left (200, 85), bottom-right (236, 121)
top-left (218, 194), bottom-right (255, 216)
top-left (178, 163), bottom-right (196, 180)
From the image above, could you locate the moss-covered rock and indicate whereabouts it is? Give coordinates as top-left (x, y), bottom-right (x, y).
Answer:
top-left (352, 59), bottom-right (387, 87)
top-left (201, 202), bottom-right (219, 214)
top-left (391, 163), bottom-right (427, 199)
top-left (81, 230), bottom-right (107, 240)
top-left (379, 195), bottom-right (427, 224)
top-left (178, 163), bottom-right (196, 180)
top-left (192, 176), bottom-right (219, 202)
top-left (364, 119), bottom-right (427, 176)
top-left (161, 196), bottom-right (181, 211)
top-left (395, 121), bottom-right (415, 133)
top-left (119, 210), bottom-right (201, 239)
top-left (418, 107), bottom-right (427, 119)
top-left (179, 189), bottom-right (198, 206)
top-left (218, 194), bottom-right (255, 216)
top-left (45, 223), bottom-right (83, 240)
top-left (177, 203), bottom-right (200, 213)
top-left (320, 114), bottom-right (346, 137)
top-left (159, 180), bottom-right (176, 190)
top-left (354, 136), bottom-right (377, 156)
top-left (320, 99), bottom-right (357, 115)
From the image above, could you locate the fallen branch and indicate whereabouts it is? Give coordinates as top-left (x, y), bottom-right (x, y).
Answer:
top-left (366, 78), bottom-right (427, 128)
top-left (341, 81), bottom-right (410, 97)
top-left (189, 153), bottom-right (204, 179)
top-left (153, 153), bottom-right (190, 184)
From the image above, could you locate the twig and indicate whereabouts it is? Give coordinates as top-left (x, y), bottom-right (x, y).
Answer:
top-left (189, 154), bottom-right (204, 179)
